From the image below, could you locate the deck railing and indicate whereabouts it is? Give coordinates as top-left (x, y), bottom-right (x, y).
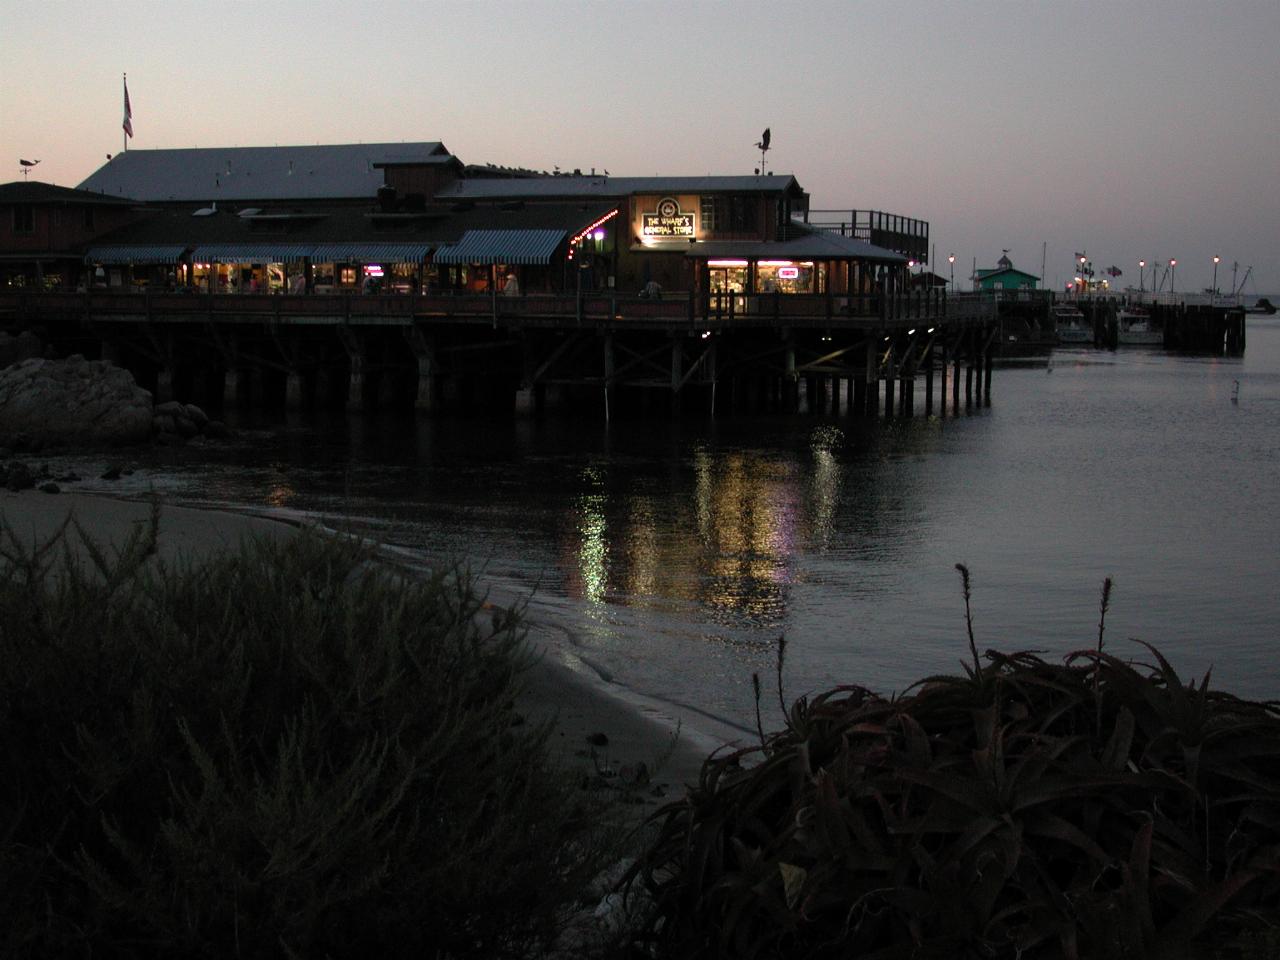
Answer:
top-left (0, 288), bottom-right (995, 328)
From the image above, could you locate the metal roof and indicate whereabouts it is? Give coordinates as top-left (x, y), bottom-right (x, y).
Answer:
top-left (682, 231), bottom-right (907, 264)
top-left (85, 245), bottom-right (189, 265)
top-left (433, 229), bottom-right (567, 266)
top-left (190, 244), bottom-right (316, 264)
top-left (76, 142), bottom-right (451, 202)
top-left (311, 243), bottom-right (432, 262)
top-left (438, 174), bottom-right (803, 201)
top-left (0, 181), bottom-right (137, 205)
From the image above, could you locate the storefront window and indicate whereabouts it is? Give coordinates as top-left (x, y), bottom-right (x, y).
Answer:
top-left (756, 261), bottom-right (816, 294)
top-left (708, 264), bottom-right (748, 294)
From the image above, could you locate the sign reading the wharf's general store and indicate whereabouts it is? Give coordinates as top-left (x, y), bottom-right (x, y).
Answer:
top-left (641, 197), bottom-right (695, 239)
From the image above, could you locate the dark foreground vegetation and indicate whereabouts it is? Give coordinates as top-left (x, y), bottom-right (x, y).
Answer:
top-left (6, 515), bottom-right (1279, 960)
top-left (628, 571), bottom-right (1280, 958)
top-left (0, 511), bottom-right (617, 958)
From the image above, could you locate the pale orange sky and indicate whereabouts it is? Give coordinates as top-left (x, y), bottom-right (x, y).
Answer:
top-left (3, 0), bottom-right (1277, 291)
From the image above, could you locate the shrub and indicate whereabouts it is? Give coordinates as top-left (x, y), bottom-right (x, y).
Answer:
top-left (628, 584), bottom-right (1280, 958)
top-left (0, 508), bottom-right (614, 958)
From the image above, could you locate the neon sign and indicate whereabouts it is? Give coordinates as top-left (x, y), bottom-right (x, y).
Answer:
top-left (641, 196), bottom-right (695, 239)
top-left (778, 267), bottom-right (799, 280)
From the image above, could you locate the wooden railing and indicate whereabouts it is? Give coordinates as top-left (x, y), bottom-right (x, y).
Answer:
top-left (0, 288), bottom-right (995, 329)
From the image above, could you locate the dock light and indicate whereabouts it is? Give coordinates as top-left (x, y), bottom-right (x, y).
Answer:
top-left (592, 230), bottom-right (605, 242)
top-left (1212, 256), bottom-right (1220, 295)
top-left (927, 327), bottom-right (935, 333)
top-left (947, 254), bottom-right (955, 288)
top-left (907, 328), bottom-right (916, 336)
top-left (1170, 258), bottom-right (1177, 294)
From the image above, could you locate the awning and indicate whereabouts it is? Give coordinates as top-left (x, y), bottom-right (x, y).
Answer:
top-left (85, 245), bottom-right (189, 265)
top-left (310, 243), bottom-right (432, 262)
top-left (432, 229), bottom-right (566, 266)
top-left (189, 244), bottom-right (315, 264)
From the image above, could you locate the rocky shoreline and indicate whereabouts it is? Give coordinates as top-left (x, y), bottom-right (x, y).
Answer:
top-left (0, 336), bottom-right (234, 494)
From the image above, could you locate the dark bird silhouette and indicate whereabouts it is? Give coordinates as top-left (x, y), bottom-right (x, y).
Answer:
top-left (19, 158), bottom-right (39, 167)
top-left (755, 128), bottom-right (771, 152)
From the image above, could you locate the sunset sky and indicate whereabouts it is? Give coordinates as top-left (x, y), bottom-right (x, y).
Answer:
top-left (3, 0), bottom-right (1277, 291)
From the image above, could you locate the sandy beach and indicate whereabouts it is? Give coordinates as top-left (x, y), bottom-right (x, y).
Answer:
top-left (1, 489), bottom-right (730, 813)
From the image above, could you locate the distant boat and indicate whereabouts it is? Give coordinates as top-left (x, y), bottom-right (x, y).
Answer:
top-left (1053, 304), bottom-right (1091, 343)
top-left (1116, 306), bottom-right (1163, 346)
top-left (1246, 297), bottom-right (1276, 315)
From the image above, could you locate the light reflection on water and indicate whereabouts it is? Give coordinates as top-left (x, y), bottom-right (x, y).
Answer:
top-left (50, 318), bottom-right (1280, 733)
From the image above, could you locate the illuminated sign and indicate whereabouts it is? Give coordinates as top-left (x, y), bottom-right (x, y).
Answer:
top-left (641, 196), bottom-right (695, 239)
top-left (778, 267), bottom-right (799, 280)
top-left (363, 264), bottom-right (384, 277)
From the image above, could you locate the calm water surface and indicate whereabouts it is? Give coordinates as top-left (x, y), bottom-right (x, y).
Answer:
top-left (63, 317), bottom-right (1280, 733)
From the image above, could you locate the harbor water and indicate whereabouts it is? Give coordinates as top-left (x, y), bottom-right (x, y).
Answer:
top-left (52, 314), bottom-right (1280, 736)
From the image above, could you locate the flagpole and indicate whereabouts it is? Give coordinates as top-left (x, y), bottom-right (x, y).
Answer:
top-left (123, 74), bottom-right (128, 153)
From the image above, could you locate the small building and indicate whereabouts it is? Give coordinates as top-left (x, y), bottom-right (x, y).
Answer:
top-left (974, 253), bottom-right (1039, 292)
top-left (0, 182), bottom-right (139, 290)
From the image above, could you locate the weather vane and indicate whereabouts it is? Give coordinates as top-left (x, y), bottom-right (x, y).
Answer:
top-left (19, 158), bottom-right (40, 180)
top-left (754, 127), bottom-right (770, 175)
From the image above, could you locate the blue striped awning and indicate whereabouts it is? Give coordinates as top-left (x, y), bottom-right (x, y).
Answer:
top-left (189, 244), bottom-right (315, 264)
top-left (432, 229), bottom-right (566, 266)
top-left (85, 245), bottom-right (188, 265)
top-left (310, 243), bottom-right (432, 262)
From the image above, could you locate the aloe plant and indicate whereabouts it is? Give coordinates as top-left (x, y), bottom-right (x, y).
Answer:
top-left (628, 595), bottom-right (1280, 958)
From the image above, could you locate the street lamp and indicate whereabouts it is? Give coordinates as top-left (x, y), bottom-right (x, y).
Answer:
top-left (948, 254), bottom-right (955, 289)
top-left (1169, 258), bottom-right (1177, 294)
top-left (1139, 259), bottom-right (1146, 293)
top-left (1212, 256), bottom-right (1220, 296)
top-left (1078, 254), bottom-right (1087, 297)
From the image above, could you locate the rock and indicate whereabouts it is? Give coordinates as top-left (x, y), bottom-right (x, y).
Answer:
top-left (39, 481), bottom-right (60, 494)
top-left (174, 415), bottom-right (199, 438)
top-left (205, 420), bottom-right (230, 439)
top-left (586, 732), bottom-right (609, 747)
top-left (100, 465), bottom-right (122, 480)
top-left (0, 357), bottom-right (152, 446)
top-left (184, 403), bottom-right (209, 427)
top-left (5, 462), bottom-right (34, 491)
top-left (152, 414), bottom-right (176, 435)
top-left (155, 400), bottom-right (184, 417)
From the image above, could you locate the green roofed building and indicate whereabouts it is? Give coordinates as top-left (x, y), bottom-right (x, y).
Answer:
top-left (974, 252), bottom-right (1039, 292)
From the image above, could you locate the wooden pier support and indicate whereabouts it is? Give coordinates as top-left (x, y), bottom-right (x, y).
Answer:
top-left (924, 342), bottom-right (935, 416)
top-left (285, 370), bottom-right (304, 410)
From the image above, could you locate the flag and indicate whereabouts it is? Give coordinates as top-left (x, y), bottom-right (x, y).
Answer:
top-left (1106, 265), bottom-right (1123, 277)
top-left (122, 75), bottom-right (133, 139)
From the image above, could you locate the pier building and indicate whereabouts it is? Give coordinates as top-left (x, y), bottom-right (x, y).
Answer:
top-left (1, 141), bottom-right (999, 418)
